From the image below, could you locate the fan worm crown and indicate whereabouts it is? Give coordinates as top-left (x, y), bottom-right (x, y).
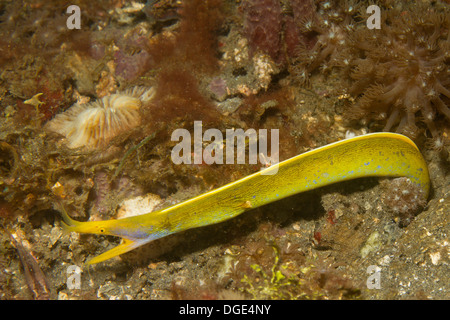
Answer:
top-left (46, 86), bottom-right (155, 149)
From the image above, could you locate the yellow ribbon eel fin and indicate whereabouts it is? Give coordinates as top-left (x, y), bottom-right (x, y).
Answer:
top-left (58, 132), bottom-right (430, 265)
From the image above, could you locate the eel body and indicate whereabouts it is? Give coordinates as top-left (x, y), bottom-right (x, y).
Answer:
top-left (60, 132), bottom-right (430, 265)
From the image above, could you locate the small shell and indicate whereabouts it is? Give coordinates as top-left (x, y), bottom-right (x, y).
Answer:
top-left (116, 193), bottom-right (163, 220)
top-left (46, 87), bottom-right (155, 149)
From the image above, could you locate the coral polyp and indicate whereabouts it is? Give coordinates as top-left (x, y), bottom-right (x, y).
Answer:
top-left (283, 1), bottom-right (449, 143)
top-left (348, 6), bottom-right (450, 141)
top-left (46, 87), bottom-right (155, 149)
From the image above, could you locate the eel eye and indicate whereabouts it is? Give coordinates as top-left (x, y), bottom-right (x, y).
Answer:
top-left (99, 228), bottom-right (105, 233)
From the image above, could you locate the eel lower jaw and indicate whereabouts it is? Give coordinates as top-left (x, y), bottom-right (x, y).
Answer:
top-left (85, 238), bottom-right (151, 265)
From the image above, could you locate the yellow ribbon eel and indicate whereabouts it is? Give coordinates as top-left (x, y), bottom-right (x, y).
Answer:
top-left (59, 132), bottom-right (430, 265)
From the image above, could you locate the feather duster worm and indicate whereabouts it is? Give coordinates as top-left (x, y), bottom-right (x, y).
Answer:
top-left (46, 87), bottom-right (155, 149)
